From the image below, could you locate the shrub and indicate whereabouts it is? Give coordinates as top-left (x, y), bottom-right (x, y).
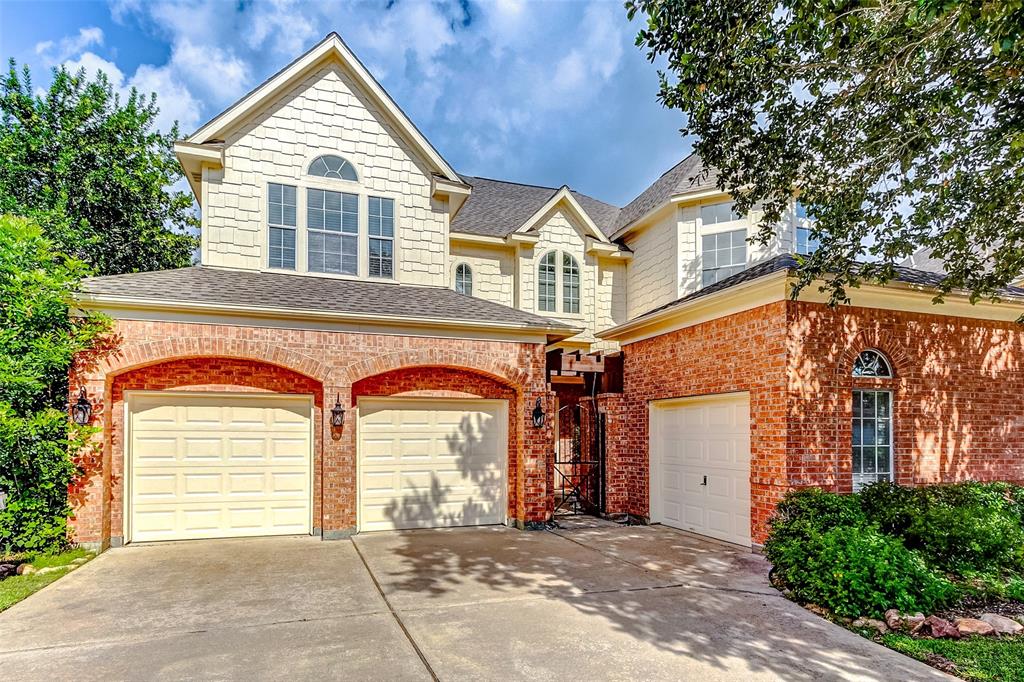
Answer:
top-left (860, 482), bottom-right (1024, 575)
top-left (765, 487), bottom-right (866, 547)
top-left (788, 525), bottom-right (955, 619)
top-left (0, 216), bottom-right (110, 553)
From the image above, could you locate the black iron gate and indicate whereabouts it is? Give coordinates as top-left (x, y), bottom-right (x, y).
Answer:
top-left (553, 399), bottom-right (605, 516)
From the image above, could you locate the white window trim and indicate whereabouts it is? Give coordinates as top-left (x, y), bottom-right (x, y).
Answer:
top-left (534, 249), bottom-right (585, 319)
top-left (367, 195), bottom-right (396, 280)
top-left (266, 182), bottom-right (298, 271)
top-left (851, 388), bottom-right (895, 492)
top-left (699, 226), bottom-right (748, 288)
top-left (260, 175), bottom-right (401, 282)
top-left (454, 262), bottom-right (473, 295)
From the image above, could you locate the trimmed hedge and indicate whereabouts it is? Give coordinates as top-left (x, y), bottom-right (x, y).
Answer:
top-left (765, 482), bottom-right (1024, 619)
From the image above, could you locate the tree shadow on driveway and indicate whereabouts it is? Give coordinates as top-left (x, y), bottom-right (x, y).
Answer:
top-left (353, 524), bottom-right (946, 681)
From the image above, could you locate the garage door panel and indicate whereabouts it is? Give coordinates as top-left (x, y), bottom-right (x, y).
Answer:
top-left (358, 399), bottom-right (507, 532)
top-left (651, 393), bottom-right (751, 546)
top-left (130, 394), bottom-right (311, 543)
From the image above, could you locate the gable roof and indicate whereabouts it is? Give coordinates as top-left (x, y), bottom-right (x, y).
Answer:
top-left (79, 267), bottom-right (579, 338)
top-left (451, 176), bottom-right (621, 238)
top-left (185, 32), bottom-right (461, 183)
top-left (611, 154), bottom-right (721, 237)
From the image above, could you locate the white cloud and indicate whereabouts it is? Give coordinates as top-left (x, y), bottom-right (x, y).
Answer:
top-left (36, 27), bottom-right (105, 64)
top-left (63, 51), bottom-right (124, 85)
top-left (130, 63), bottom-right (202, 133)
top-left (62, 51), bottom-right (200, 134)
top-left (169, 38), bottom-right (250, 103)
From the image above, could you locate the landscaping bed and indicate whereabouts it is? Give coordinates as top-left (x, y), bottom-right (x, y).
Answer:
top-left (0, 548), bottom-right (94, 612)
top-left (766, 482), bottom-right (1024, 681)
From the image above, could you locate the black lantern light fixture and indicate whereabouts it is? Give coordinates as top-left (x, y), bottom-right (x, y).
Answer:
top-left (71, 387), bottom-right (93, 426)
top-left (531, 397), bottom-right (545, 429)
top-left (330, 394), bottom-right (346, 428)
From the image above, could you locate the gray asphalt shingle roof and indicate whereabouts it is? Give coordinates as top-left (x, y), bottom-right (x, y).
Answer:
top-left (626, 253), bottom-right (1024, 326)
top-left (451, 176), bottom-right (621, 238)
top-left (80, 266), bottom-right (578, 332)
top-left (612, 154), bottom-right (719, 235)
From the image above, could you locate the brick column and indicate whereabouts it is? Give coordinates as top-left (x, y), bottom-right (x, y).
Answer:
top-left (320, 384), bottom-right (356, 539)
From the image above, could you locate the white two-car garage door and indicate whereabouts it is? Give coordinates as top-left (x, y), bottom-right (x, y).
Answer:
top-left (128, 393), bottom-right (312, 543)
top-left (649, 392), bottom-right (751, 546)
top-left (358, 398), bottom-right (507, 532)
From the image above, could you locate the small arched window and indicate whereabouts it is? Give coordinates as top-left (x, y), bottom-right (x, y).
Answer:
top-left (308, 154), bottom-right (358, 181)
top-left (562, 253), bottom-right (580, 314)
top-left (455, 263), bottom-right (473, 296)
top-left (852, 349), bottom-right (893, 378)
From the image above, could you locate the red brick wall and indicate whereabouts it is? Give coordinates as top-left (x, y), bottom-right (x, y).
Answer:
top-left (71, 319), bottom-right (551, 546)
top-left (788, 301), bottom-right (1024, 491)
top-left (609, 298), bottom-right (1024, 546)
top-left (609, 302), bottom-right (791, 542)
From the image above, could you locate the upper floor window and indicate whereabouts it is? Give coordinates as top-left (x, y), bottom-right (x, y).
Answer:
top-left (308, 154), bottom-right (358, 181)
top-left (537, 250), bottom-right (582, 315)
top-left (267, 183), bottom-right (297, 270)
top-left (538, 251), bottom-right (557, 312)
top-left (368, 196), bottom-right (394, 278)
top-left (701, 229), bottom-right (747, 287)
top-left (700, 201), bottom-right (741, 226)
top-left (795, 202), bottom-right (819, 255)
top-left (563, 253), bottom-right (580, 314)
top-left (307, 188), bottom-right (358, 275)
top-left (455, 263), bottom-right (473, 295)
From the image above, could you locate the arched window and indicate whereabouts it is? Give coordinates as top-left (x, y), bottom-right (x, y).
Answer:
top-left (562, 253), bottom-right (580, 314)
top-left (538, 252), bottom-right (557, 312)
top-left (307, 154), bottom-right (358, 181)
top-left (851, 349), bottom-right (894, 491)
top-left (455, 263), bottom-right (473, 296)
top-left (852, 349), bottom-right (893, 378)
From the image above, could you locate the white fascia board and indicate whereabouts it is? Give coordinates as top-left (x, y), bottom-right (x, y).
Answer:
top-left (76, 293), bottom-right (582, 343)
top-left (449, 232), bottom-right (511, 248)
top-left (432, 177), bottom-right (472, 217)
top-left (514, 187), bottom-right (609, 243)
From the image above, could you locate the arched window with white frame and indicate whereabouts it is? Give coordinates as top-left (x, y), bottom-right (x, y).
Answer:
top-left (307, 154), bottom-right (358, 181)
top-left (455, 263), bottom-right (473, 296)
top-left (851, 349), bottom-right (894, 491)
top-left (538, 251), bottom-right (557, 312)
top-left (562, 253), bottom-right (580, 314)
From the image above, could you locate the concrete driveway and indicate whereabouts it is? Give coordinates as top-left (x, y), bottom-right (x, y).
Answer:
top-left (0, 522), bottom-right (945, 681)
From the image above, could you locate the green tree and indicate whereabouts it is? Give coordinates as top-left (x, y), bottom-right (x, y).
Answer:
top-left (627, 0), bottom-right (1024, 304)
top-left (0, 215), bottom-right (112, 552)
top-left (0, 61), bottom-right (198, 276)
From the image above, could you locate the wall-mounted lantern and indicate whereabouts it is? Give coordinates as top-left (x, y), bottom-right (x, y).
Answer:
top-left (330, 394), bottom-right (346, 428)
top-left (531, 397), bottom-right (546, 429)
top-left (71, 387), bottom-right (93, 426)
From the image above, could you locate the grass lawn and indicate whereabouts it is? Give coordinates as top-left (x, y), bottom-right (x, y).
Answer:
top-left (0, 548), bottom-right (94, 613)
top-left (883, 633), bottom-right (1024, 682)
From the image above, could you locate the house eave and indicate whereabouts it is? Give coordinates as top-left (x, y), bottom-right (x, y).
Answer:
top-left (76, 292), bottom-right (581, 344)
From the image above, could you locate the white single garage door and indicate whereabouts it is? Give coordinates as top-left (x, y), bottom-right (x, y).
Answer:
top-left (649, 392), bottom-right (751, 546)
top-left (128, 393), bottom-right (313, 543)
top-left (358, 398), bottom-right (507, 531)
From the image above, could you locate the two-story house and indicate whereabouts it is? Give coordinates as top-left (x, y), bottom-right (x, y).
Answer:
top-left (72, 33), bottom-right (1024, 551)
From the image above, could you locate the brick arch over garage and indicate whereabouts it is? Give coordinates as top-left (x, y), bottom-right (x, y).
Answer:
top-left (331, 349), bottom-right (532, 389)
top-left (79, 356), bottom-right (327, 549)
top-left (94, 338), bottom-right (331, 385)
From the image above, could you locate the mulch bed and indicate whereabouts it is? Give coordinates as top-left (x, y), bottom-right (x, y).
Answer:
top-left (936, 597), bottom-right (1024, 622)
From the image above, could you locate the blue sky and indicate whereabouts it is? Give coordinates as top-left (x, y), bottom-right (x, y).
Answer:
top-left (0, 0), bottom-right (692, 205)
